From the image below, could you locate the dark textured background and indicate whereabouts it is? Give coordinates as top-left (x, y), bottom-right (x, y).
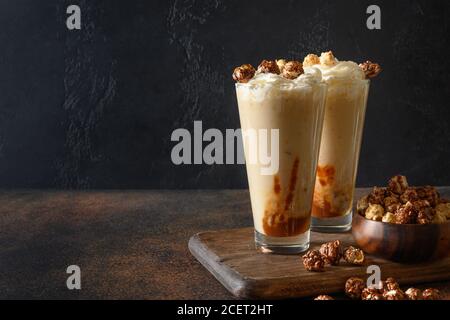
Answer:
top-left (0, 0), bottom-right (449, 189)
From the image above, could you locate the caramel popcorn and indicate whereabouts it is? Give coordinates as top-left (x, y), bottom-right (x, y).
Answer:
top-left (413, 199), bottom-right (432, 209)
top-left (319, 240), bottom-right (342, 265)
top-left (359, 176), bottom-right (447, 225)
top-left (356, 195), bottom-right (369, 215)
top-left (417, 210), bottom-right (434, 224)
top-left (232, 64), bottom-right (256, 83)
top-left (416, 186), bottom-right (440, 207)
top-left (435, 202), bottom-right (450, 219)
top-left (400, 188), bottom-right (419, 204)
top-left (302, 250), bottom-right (325, 272)
top-left (405, 288), bottom-right (423, 300)
top-left (384, 196), bottom-right (400, 213)
top-left (361, 287), bottom-right (384, 300)
top-left (422, 288), bottom-right (441, 300)
top-left (382, 212), bottom-right (396, 223)
top-left (276, 59), bottom-right (286, 73)
top-left (395, 202), bottom-right (417, 224)
top-left (345, 277), bottom-right (365, 299)
top-left (282, 60), bottom-right (304, 79)
top-left (320, 51), bottom-right (337, 66)
top-left (364, 293), bottom-right (384, 300)
top-left (314, 295), bottom-right (334, 300)
top-left (315, 274), bottom-right (442, 301)
top-left (388, 175), bottom-right (409, 194)
top-left (343, 246), bottom-right (365, 265)
top-left (359, 61), bottom-right (382, 79)
top-left (303, 54), bottom-right (320, 67)
top-left (432, 211), bottom-right (447, 224)
top-left (415, 201), bottom-right (435, 224)
top-left (383, 289), bottom-right (406, 300)
top-left (365, 204), bottom-right (384, 221)
top-left (384, 277), bottom-right (400, 291)
top-left (368, 187), bottom-right (387, 205)
top-left (257, 60), bottom-right (280, 74)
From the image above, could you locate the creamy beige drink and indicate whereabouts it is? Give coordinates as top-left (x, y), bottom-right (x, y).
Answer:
top-left (304, 52), bottom-right (381, 231)
top-left (233, 60), bottom-right (326, 253)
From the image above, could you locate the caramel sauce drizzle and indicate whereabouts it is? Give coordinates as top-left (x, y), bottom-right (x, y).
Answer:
top-left (262, 157), bottom-right (310, 237)
top-left (284, 157), bottom-right (299, 211)
top-left (312, 164), bottom-right (351, 218)
top-left (316, 165), bottom-right (335, 187)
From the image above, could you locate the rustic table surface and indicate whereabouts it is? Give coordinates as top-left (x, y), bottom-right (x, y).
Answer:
top-left (0, 188), bottom-right (449, 300)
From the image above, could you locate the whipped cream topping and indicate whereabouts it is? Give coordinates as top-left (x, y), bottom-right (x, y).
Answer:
top-left (305, 61), bottom-right (365, 83)
top-left (237, 67), bottom-right (323, 89)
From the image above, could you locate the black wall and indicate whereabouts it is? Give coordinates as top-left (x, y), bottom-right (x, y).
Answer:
top-left (0, 0), bottom-right (449, 189)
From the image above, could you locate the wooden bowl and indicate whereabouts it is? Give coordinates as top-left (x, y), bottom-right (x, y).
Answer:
top-left (352, 212), bottom-right (450, 263)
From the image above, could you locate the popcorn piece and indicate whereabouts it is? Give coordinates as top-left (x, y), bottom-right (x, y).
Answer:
top-left (302, 250), bottom-right (325, 272)
top-left (383, 289), bottom-right (406, 300)
top-left (388, 175), bottom-right (409, 195)
top-left (435, 203), bottom-right (450, 219)
top-left (382, 212), bottom-right (396, 223)
top-left (416, 186), bottom-right (440, 207)
top-left (384, 277), bottom-right (400, 291)
top-left (422, 288), bottom-right (441, 300)
top-left (417, 209), bottom-right (434, 224)
top-left (343, 246), bottom-right (365, 265)
top-left (361, 287), bottom-right (384, 300)
top-left (364, 293), bottom-right (384, 300)
top-left (276, 59), bottom-right (287, 72)
top-left (345, 277), bottom-right (365, 299)
top-left (303, 54), bottom-right (320, 67)
top-left (232, 64), bottom-right (256, 83)
top-left (314, 295), bottom-right (334, 300)
top-left (320, 51), bottom-right (337, 66)
top-left (395, 202), bottom-right (417, 224)
top-left (368, 187), bottom-right (387, 205)
top-left (282, 60), bottom-right (304, 79)
top-left (400, 188), bottom-right (419, 204)
top-left (357, 195), bottom-right (369, 216)
top-left (433, 211), bottom-right (447, 224)
top-left (414, 201), bottom-right (435, 224)
top-left (319, 240), bottom-right (342, 265)
top-left (413, 199), bottom-right (432, 209)
top-left (384, 196), bottom-right (400, 213)
top-left (359, 61), bottom-right (382, 79)
top-left (365, 204), bottom-right (384, 221)
top-left (257, 60), bottom-right (280, 74)
top-left (405, 288), bottom-right (423, 300)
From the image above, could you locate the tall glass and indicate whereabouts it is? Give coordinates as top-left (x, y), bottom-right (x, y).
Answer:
top-left (236, 81), bottom-right (327, 253)
top-left (311, 80), bottom-right (370, 232)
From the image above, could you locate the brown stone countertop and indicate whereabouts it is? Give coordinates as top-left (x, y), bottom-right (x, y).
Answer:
top-left (0, 188), bottom-right (449, 300)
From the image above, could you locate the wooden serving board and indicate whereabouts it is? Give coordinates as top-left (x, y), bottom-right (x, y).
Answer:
top-left (189, 227), bottom-right (450, 299)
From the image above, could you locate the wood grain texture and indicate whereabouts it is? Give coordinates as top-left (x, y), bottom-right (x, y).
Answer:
top-left (189, 228), bottom-right (450, 299)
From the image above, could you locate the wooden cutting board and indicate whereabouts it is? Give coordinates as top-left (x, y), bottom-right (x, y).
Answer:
top-left (189, 227), bottom-right (450, 299)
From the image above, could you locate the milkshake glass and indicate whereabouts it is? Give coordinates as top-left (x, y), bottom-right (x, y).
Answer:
top-left (305, 53), bottom-right (370, 232)
top-left (235, 66), bottom-right (326, 253)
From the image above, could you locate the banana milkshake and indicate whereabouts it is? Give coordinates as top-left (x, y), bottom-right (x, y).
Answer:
top-left (303, 52), bottom-right (381, 232)
top-left (233, 59), bottom-right (327, 253)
